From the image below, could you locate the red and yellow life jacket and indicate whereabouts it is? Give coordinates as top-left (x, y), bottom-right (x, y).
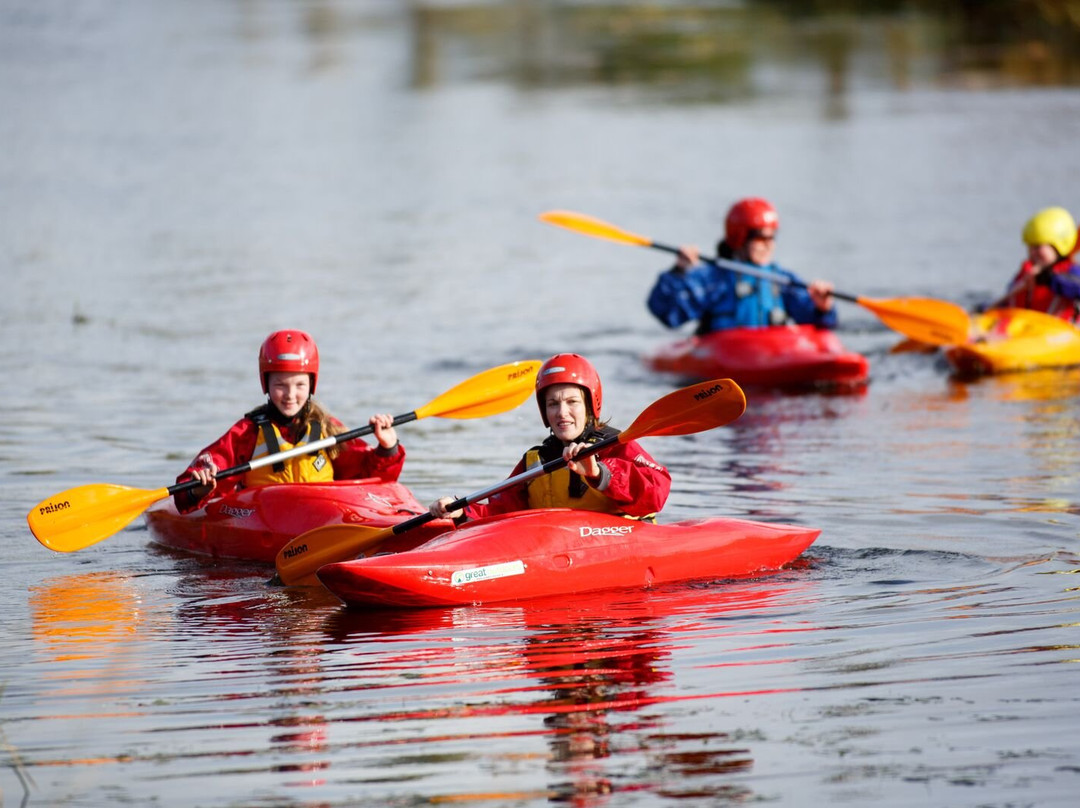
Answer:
top-left (523, 448), bottom-right (617, 512)
top-left (1003, 258), bottom-right (1080, 322)
top-left (521, 433), bottom-right (656, 522)
top-left (243, 419), bottom-right (334, 487)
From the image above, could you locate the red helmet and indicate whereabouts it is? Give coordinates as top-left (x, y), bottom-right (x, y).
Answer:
top-left (535, 353), bottom-right (602, 427)
top-left (258, 330), bottom-right (320, 394)
top-left (725, 197), bottom-right (780, 251)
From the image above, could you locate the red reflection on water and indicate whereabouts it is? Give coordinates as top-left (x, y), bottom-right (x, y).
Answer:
top-left (322, 575), bottom-right (816, 804)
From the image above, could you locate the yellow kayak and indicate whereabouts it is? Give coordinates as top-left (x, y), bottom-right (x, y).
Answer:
top-left (945, 308), bottom-right (1080, 376)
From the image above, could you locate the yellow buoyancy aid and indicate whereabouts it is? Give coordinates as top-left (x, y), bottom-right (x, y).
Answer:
top-left (524, 449), bottom-right (617, 512)
top-left (242, 418), bottom-right (334, 487)
top-left (523, 447), bottom-right (662, 522)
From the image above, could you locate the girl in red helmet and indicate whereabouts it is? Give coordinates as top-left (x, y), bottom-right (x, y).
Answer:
top-left (173, 330), bottom-right (405, 513)
top-left (647, 197), bottom-right (837, 334)
top-left (429, 354), bottom-right (670, 523)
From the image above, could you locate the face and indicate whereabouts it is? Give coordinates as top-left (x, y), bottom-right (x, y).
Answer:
top-left (1028, 242), bottom-right (1058, 271)
top-left (544, 383), bottom-right (589, 443)
top-left (267, 371), bottom-right (311, 418)
top-left (742, 228), bottom-right (777, 266)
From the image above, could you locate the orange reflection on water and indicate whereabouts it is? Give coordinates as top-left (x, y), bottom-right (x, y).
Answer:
top-left (950, 366), bottom-right (1080, 404)
top-left (28, 570), bottom-right (148, 703)
top-left (29, 571), bottom-right (142, 663)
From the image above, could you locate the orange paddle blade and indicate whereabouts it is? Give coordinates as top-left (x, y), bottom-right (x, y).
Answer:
top-left (539, 210), bottom-right (653, 248)
top-left (854, 296), bottom-right (971, 347)
top-left (275, 524), bottom-right (394, 587)
top-left (621, 378), bottom-right (746, 441)
top-left (28, 483), bottom-right (170, 552)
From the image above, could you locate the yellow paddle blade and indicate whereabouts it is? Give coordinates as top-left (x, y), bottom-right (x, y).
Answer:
top-left (539, 210), bottom-right (653, 248)
top-left (414, 360), bottom-right (541, 420)
top-left (621, 378), bottom-right (746, 441)
top-left (28, 483), bottom-right (170, 552)
top-left (275, 524), bottom-right (393, 587)
top-left (856, 296), bottom-right (972, 347)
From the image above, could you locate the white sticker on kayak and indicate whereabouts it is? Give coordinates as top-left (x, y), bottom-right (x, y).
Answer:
top-left (451, 560), bottom-right (525, 587)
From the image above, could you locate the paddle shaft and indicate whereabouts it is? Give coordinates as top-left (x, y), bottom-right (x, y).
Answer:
top-left (537, 210), bottom-right (972, 346)
top-left (648, 239), bottom-right (859, 304)
top-left (369, 431), bottom-right (626, 541)
top-left (167, 412), bottom-right (416, 496)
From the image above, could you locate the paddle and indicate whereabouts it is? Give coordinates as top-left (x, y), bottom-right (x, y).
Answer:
top-left (27, 360), bottom-right (543, 554)
top-left (274, 377), bottom-right (748, 586)
top-left (539, 209), bottom-right (972, 346)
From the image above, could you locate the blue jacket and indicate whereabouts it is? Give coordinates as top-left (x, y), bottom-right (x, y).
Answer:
top-left (647, 261), bottom-right (838, 335)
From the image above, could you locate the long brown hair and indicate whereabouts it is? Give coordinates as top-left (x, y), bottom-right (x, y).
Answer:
top-left (252, 397), bottom-right (345, 460)
top-left (299, 399), bottom-right (344, 460)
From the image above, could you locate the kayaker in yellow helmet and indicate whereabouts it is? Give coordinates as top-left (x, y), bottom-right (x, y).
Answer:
top-left (429, 353), bottom-right (671, 523)
top-left (174, 329), bottom-right (404, 513)
top-left (989, 206), bottom-right (1080, 322)
top-left (647, 197), bottom-right (837, 335)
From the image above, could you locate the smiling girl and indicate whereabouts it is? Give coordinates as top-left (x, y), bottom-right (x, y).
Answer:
top-left (429, 353), bottom-right (670, 523)
top-left (174, 330), bottom-right (403, 513)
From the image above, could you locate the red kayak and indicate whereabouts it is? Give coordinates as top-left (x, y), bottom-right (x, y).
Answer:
top-left (145, 478), bottom-right (453, 563)
top-left (644, 324), bottom-right (869, 390)
top-left (316, 509), bottom-right (820, 608)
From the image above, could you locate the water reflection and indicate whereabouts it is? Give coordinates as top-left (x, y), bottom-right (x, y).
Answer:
top-left (165, 574), bottom-right (339, 787)
top-left (945, 368), bottom-right (1080, 515)
top-left (676, 390), bottom-right (870, 521)
top-left (29, 571), bottom-right (145, 681)
top-left (948, 366), bottom-right (1080, 403)
top-left (24, 570), bottom-right (154, 791)
top-left (322, 578), bottom-right (813, 803)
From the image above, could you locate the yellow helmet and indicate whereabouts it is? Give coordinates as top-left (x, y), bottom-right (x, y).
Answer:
top-left (1022, 206), bottom-right (1077, 257)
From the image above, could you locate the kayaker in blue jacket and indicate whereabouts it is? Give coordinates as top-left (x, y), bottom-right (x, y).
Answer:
top-left (647, 197), bottom-right (837, 335)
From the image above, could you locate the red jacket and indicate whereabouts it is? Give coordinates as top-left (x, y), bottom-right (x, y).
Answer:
top-left (174, 412), bottom-right (405, 513)
top-left (1001, 258), bottom-right (1080, 322)
top-left (463, 430), bottom-right (670, 521)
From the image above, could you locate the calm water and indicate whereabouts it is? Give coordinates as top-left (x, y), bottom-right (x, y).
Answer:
top-left (3, 2), bottom-right (1080, 806)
